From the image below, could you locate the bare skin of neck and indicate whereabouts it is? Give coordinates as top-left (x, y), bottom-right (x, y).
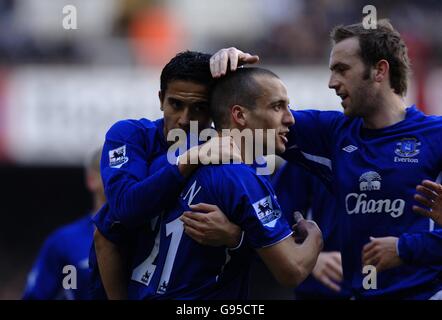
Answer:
top-left (93, 193), bottom-right (106, 214)
top-left (363, 92), bottom-right (407, 129)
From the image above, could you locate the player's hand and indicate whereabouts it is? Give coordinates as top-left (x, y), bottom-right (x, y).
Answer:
top-left (198, 135), bottom-right (242, 165)
top-left (292, 212), bottom-right (322, 245)
top-left (362, 236), bottom-right (403, 272)
top-left (413, 179), bottom-right (442, 227)
top-left (210, 47), bottom-right (259, 78)
top-left (180, 203), bottom-right (242, 248)
top-left (312, 251), bottom-right (343, 292)
top-left (178, 136), bottom-right (242, 177)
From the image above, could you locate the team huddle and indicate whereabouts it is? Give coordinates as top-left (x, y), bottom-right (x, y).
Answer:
top-left (23, 20), bottom-right (442, 300)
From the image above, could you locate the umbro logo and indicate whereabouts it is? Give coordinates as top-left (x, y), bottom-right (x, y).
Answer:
top-left (342, 145), bottom-right (358, 153)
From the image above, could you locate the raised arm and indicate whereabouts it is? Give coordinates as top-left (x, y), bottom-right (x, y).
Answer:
top-left (103, 120), bottom-right (240, 228)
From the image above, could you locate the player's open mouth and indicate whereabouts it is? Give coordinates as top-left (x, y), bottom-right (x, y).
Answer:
top-left (338, 93), bottom-right (349, 104)
top-left (279, 132), bottom-right (288, 144)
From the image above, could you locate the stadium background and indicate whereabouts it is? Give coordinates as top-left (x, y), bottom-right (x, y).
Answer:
top-left (1, 0), bottom-right (442, 299)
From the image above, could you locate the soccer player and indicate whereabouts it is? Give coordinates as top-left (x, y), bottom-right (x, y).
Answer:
top-left (207, 20), bottom-right (442, 299)
top-left (128, 67), bottom-right (323, 299)
top-left (91, 51), bottom-right (243, 299)
top-left (271, 162), bottom-right (350, 299)
top-left (23, 148), bottom-right (105, 300)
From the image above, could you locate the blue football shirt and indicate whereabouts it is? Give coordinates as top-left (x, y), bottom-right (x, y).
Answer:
top-left (272, 161), bottom-right (351, 299)
top-left (283, 105), bottom-right (442, 299)
top-left (23, 215), bottom-right (94, 300)
top-left (129, 160), bottom-right (293, 300)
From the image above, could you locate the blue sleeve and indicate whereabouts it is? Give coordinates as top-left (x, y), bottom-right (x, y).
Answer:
top-left (22, 233), bottom-right (64, 300)
top-left (92, 204), bottom-right (131, 245)
top-left (397, 229), bottom-right (442, 266)
top-left (213, 166), bottom-right (293, 249)
top-left (271, 162), bottom-right (314, 225)
top-left (102, 120), bottom-right (186, 228)
top-left (282, 109), bottom-right (345, 189)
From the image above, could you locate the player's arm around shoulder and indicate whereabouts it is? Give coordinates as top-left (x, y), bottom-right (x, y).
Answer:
top-left (256, 218), bottom-right (323, 287)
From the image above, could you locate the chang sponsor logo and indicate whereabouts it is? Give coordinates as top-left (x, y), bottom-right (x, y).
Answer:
top-left (359, 171), bottom-right (381, 191)
top-left (345, 193), bottom-right (405, 218)
top-left (345, 171), bottom-right (405, 218)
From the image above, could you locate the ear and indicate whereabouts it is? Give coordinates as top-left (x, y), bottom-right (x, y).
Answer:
top-left (231, 105), bottom-right (248, 127)
top-left (159, 90), bottom-right (164, 111)
top-left (85, 170), bottom-right (97, 193)
top-left (374, 59), bottom-right (389, 83)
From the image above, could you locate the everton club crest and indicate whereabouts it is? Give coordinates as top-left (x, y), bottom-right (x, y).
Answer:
top-left (395, 137), bottom-right (421, 158)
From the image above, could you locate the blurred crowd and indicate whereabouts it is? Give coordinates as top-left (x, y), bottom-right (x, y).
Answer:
top-left (1, 0), bottom-right (442, 67)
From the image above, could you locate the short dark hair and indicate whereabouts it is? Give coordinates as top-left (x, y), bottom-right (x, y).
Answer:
top-left (160, 51), bottom-right (213, 95)
top-left (210, 67), bottom-right (280, 129)
top-left (330, 19), bottom-right (410, 96)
